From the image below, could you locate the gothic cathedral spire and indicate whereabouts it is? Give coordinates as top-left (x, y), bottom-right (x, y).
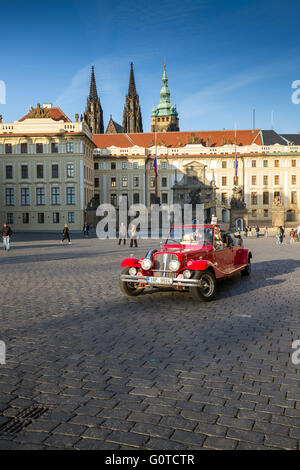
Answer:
top-left (122, 63), bottom-right (143, 133)
top-left (84, 66), bottom-right (104, 134)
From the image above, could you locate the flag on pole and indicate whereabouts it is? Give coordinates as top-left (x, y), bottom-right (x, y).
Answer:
top-left (153, 153), bottom-right (158, 178)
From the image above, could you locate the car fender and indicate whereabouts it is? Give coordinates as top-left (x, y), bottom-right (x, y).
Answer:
top-left (239, 248), bottom-right (252, 265)
top-left (184, 259), bottom-right (214, 271)
top-left (121, 258), bottom-right (140, 268)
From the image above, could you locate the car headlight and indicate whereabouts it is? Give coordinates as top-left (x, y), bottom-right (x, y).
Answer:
top-left (129, 267), bottom-right (137, 276)
top-left (169, 259), bottom-right (181, 272)
top-left (183, 269), bottom-right (191, 279)
top-left (141, 258), bottom-right (153, 271)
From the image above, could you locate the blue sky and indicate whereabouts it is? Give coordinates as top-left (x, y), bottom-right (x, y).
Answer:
top-left (1, 0), bottom-right (300, 133)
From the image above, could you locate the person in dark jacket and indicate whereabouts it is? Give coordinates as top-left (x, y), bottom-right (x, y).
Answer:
top-left (1, 224), bottom-right (12, 251)
top-left (61, 224), bottom-right (72, 245)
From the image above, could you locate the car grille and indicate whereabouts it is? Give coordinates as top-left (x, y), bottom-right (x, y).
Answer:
top-left (153, 253), bottom-right (178, 278)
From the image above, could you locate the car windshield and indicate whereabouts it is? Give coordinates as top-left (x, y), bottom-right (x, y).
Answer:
top-left (165, 225), bottom-right (214, 246)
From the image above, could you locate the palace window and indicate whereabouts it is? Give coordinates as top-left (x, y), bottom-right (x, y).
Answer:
top-left (251, 160), bottom-right (256, 168)
top-left (67, 163), bottom-right (75, 178)
top-left (252, 209), bottom-right (257, 217)
top-left (133, 193), bottom-right (140, 204)
top-left (263, 160), bottom-right (268, 168)
top-left (5, 144), bottom-right (12, 154)
top-left (66, 142), bottom-right (74, 153)
top-left (161, 161), bottom-right (167, 169)
top-left (110, 194), bottom-right (117, 206)
top-left (51, 142), bottom-right (58, 153)
top-left (36, 165), bottom-right (44, 179)
top-left (36, 187), bottom-right (45, 205)
top-left (94, 162), bottom-right (99, 170)
top-left (162, 177), bottom-right (167, 187)
top-left (133, 162), bottom-right (139, 169)
top-left (111, 162), bottom-right (116, 170)
top-left (274, 159), bottom-right (279, 168)
top-left (162, 193), bottom-right (168, 204)
top-left (5, 188), bottom-right (14, 206)
top-left (68, 212), bottom-right (75, 223)
top-left (274, 175), bottom-right (280, 185)
top-left (66, 187), bottom-right (75, 205)
top-left (53, 212), bottom-right (60, 224)
top-left (52, 164), bottom-right (59, 178)
top-left (251, 175), bottom-right (257, 185)
top-left (122, 162), bottom-right (127, 170)
top-left (7, 213), bottom-right (13, 224)
top-left (263, 191), bottom-right (269, 205)
top-left (221, 176), bottom-right (227, 186)
top-left (264, 209), bottom-right (269, 217)
top-left (94, 177), bottom-right (99, 188)
top-left (21, 188), bottom-right (30, 206)
top-left (221, 192), bottom-right (227, 203)
top-left (291, 175), bottom-right (297, 185)
top-left (251, 192), bottom-right (257, 205)
top-left (36, 143), bottom-right (43, 154)
top-left (122, 176), bottom-right (128, 187)
top-left (21, 165), bottom-right (28, 179)
top-left (6, 165), bottom-right (13, 179)
top-left (133, 176), bottom-right (139, 187)
top-left (222, 161), bottom-right (227, 169)
top-left (111, 177), bottom-right (116, 188)
top-left (21, 143), bottom-right (28, 154)
top-left (23, 213), bottom-right (29, 224)
top-left (150, 176), bottom-right (156, 188)
top-left (263, 175), bottom-right (268, 186)
top-left (291, 191), bottom-right (297, 204)
top-left (38, 213), bottom-right (44, 224)
top-left (292, 159), bottom-right (296, 167)
top-left (51, 187), bottom-right (60, 205)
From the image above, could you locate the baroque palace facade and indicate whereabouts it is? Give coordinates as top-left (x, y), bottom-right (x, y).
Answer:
top-left (92, 130), bottom-right (300, 228)
top-left (0, 104), bottom-right (95, 230)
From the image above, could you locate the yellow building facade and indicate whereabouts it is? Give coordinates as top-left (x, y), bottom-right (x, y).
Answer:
top-left (93, 131), bottom-right (300, 227)
top-left (0, 104), bottom-right (95, 231)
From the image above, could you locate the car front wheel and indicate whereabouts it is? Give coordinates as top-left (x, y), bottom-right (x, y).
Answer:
top-left (241, 257), bottom-right (251, 276)
top-left (119, 267), bottom-right (144, 297)
top-left (190, 270), bottom-right (217, 302)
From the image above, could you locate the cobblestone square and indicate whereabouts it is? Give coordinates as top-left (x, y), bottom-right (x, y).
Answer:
top-left (0, 233), bottom-right (300, 450)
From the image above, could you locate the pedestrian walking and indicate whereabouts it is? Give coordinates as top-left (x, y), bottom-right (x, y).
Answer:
top-left (83, 223), bottom-right (89, 238)
top-left (256, 225), bottom-right (260, 238)
top-left (61, 224), bottom-right (72, 245)
top-left (118, 222), bottom-right (127, 245)
top-left (264, 226), bottom-right (268, 237)
top-left (1, 223), bottom-right (12, 252)
top-left (244, 226), bottom-right (248, 238)
top-left (278, 225), bottom-right (284, 244)
top-left (290, 228), bottom-right (295, 244)
top-left (297, 224), bottom-right (300, 242)
top-left (129, 222), bottom-right (138, 248)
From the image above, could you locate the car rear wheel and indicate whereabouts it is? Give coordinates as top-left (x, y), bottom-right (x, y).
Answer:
top-left (190, 270), bottom-right (217, 302)
top-left (241, 257), bottom-right (251, 276)
top-left (119, 267), bottom-right (144, 297)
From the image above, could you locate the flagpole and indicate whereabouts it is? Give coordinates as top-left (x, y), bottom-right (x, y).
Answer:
top-left (234, 123), bottom-right (238, 186)
top-left (155, 113), bottom-right (158, 199)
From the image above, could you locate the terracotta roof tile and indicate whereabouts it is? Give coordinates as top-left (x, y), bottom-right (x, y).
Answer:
top-left (93, 130), bottom-right (262, 149)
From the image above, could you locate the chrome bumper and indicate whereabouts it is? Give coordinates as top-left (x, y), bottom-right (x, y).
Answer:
top-left (119, 274), bottom-right (200, 288)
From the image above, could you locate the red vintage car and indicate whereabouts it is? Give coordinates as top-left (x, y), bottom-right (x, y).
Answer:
top-left (119, 224), bottom-right (252, 301)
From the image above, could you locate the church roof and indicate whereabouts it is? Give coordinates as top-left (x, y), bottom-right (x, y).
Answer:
top-left (105, 116), bottom-right (122, 134)
top-left (93, 129), bottom-right (263, 149)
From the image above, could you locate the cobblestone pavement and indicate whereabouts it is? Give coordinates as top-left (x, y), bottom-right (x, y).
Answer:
top-left (0, 233), bottom-right (300, 450)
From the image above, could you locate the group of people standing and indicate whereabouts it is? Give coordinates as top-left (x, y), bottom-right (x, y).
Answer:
top-left (118, 222), bottom-right (138, 247)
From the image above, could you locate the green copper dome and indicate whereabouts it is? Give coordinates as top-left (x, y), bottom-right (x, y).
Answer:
top-left (152, 64), bottom-right (178, 118)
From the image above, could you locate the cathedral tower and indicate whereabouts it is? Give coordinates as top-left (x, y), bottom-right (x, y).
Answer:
top-left (151, 63), bottom-right (179, 132)
top-left (84, 66), bottom-right (104, 134)
top-left (122, 63), bottom-right (143, 133)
